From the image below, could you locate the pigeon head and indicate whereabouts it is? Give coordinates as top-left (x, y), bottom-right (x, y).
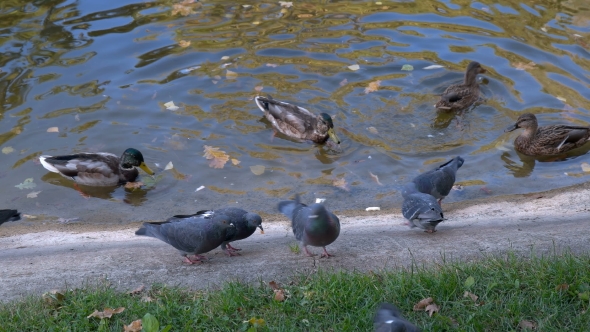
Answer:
top-left (245, 212), bottom-right (264, 232)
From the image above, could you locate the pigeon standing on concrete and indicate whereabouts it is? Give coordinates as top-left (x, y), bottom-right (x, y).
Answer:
top-left (374, 303), bottom-right (420, 332)
top-left (188, 208), bottom-right (263, 256)
top-left (0, 209), bottom-right (21, 226)
top-left (412, 156), bottom-right (464, 207)
top-left (278, 195), bottom-right (340, 258)
top-left (402, 183), bottom-right (445, 233)
top-left (135, 213), bottom-right (236, 264)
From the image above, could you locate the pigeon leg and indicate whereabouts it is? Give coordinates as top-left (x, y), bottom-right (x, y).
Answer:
top-left (424, 229), bottom-right (436, 234)
top-left (223, 248), bottom-right (241, 257)
top-left (320, 247), bottom-right (334, 258)
top-left (303, 245), bottom-right (316, 257)
top-left (183, 256), bottom-right (204, 264)
top-left (226, 243), bottom-right (242, 252)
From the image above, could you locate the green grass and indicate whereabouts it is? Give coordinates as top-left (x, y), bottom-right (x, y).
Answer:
top-left (1, 251), bottom-right (589, 331)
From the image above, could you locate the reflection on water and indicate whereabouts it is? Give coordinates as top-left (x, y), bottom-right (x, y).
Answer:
top-left (1, 0), bottom-right (590, 223)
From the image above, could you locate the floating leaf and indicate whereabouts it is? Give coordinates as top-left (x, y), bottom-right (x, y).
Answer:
top-left (27, 191), bottom-right (41, 198)
top-left (171, 168), bottom-right (189, 180)
top-left (171, 3), bottom-right (196, 16)
top-left (519, 320), bottom-right (537, 330)
top-left (366, 207), bottom-right (380, 211)
top-left (364, 80), bottom-right (381, 94)
top-left (464, 276), bottom-right (475, 288)
top-left (142, 313), bottom-right (159, 332)
top-left (203, 145), bottom-right (229, 169)
top-left (231, 158), bottom-right (241, 165)
top-left (347, 64), bottom-right (360, 71)
top-left (2, 146), bottom-right (14, 154)
top-left (242, 4), bottom-right (251, 8)
top-left (279, 1), bottom-right (293, 7)
top-left (401, 64), bottom-right (414, 71)
top-left (413, 297), bottom-right (433, 311)
top-left (87, 307), bottom-right (125, 319)
top-left (47, 127), bottom-right (59, 133)
top-left (581, 163), bottom-right (590, 172)
top-left (339, 78), bottom-right (348, 86)
top-left (164, 161), bottom-right (174, 170)
top-left (333, 177), bottom-right (348, 191)
top-left (178, 40), bottom-right (191, 47)
top-left (250, 165), bottom-right (265, 175)
top-left (123, 319), bottom-right (142, 332)
top-left (125, 182), bottom-right (143, 189)
top-left (425, 303), bottom-right (439, 317)
top-left (463, 291), bottom-right (479, 302)
top-left (195, 185), bottom-right (205, 192)
top-left (16, 178), bottom-right (36, 190)
top-left (423, 65), bottom-right (444, 70)
top-left (226, 70), bottom-right (238, 79)
top-left (266, 63), bottom-right (278, 68)
top-left (367, 127), bottom-right (378, 134)
top-left (556, 96), bottom-right (567, 102)
top-left (164, 101), bottom-right (179, 111)
top-left (512, 61), bottom-right (536, 70)
top-left (369, 171), bottom-right (383, 185)
top-left (221, 55), bottom-right (230, 60)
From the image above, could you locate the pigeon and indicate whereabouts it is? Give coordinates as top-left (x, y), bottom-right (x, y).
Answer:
top-left (412, 156), bottom-right (464, 207)
top-left (135, 213), bottom-right (236, 264)
top-left (374, 303), bottom-right (420, 332)
top-left (278, 195), bottom-right (340, 258)
top-left (186, 208), bottom-right (263, 256)
top-left (0, 209), bottom-right (21, 226)
top-left (402, 183), bottom-right (445, 233)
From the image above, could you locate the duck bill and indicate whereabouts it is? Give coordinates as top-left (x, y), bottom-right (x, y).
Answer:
top-left (139, 162), bottom-right (155, 175)
top-left (504, 123), bottom-right (518, 133)
top-left (328, 128), bottom-right (341, 144)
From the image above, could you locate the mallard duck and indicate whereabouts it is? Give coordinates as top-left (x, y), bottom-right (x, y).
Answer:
top-left (435, 61), bottom-right (486, 111)
top-left (505, 113), bottom-right (590, 156)
top-left (39, 148), bottom-right (154, 186)
top-left (254, 96), bottom-right (340, 144)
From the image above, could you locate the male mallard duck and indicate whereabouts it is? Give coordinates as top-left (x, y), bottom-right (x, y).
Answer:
top-left (254, 96), bottom-right (340, 144)
top-left (435, 61), bottom-right (486, 111)
top-left (39, 148), bottom-right (154, 186)
top-left (505, 113), bottom-right (590, 156)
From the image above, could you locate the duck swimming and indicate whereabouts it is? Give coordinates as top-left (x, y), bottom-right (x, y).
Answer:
top-left (435, 61), bottom-right (486, 111)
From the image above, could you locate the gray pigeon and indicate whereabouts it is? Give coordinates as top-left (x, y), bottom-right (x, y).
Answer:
top-left (189, 208), bottom-right (263, 256)
top-left (412, 156), bottom-right (464, 207)
top-left (374, 303), bottom-right (420, 332)
top-left (0, 209), bottom-right (21, 226)
top-left (135, 213), bottom-right (236, 264)
top-left (402, 183), bottom-right (444, 233)
top-left (278, 195), bottom-right (340, 258)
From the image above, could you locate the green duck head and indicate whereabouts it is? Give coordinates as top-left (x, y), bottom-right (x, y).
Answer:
top-left (120, 148), bottom-right (155, 175)
top-left (319, 113), bottom-right (340, 144)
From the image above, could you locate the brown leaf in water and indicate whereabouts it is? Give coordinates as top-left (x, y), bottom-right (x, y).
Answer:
top-left (123, 319), bottom-right (142, 332)
top-left (519, 320), bottom-right (537, 330)
top-left (128, 285), bottom-right (144, 295)
top-left (171, 168), bottom-right (190, 180)
top-left (425, 303), bottom-right (439, 317)
top-left (413, 297), bottom-right (433, 311)
top-left (87, 307), bottom-right (125, 319)
top-left (250, 165), bottom-right (265, 175)
top-left (178, 40), bottom-right (191, 47)
top-left (364, 80), bottom-right (381, 94)
top-left (369, 172), bottom-right (383, 186)
top-left (297, 13), bottom-right (313, 18)
top-left (231, 158), bottom-right (241, 165)
top-left (125, 182), bottom-right (143, 189)
top-left (512, 61), bottom-right (536, 70)
top-left (555, 283), bottom-right (569, 291)
top-left (203, 145), bottom-right (229, 169)
top-left (333, 177), bottom-right (349, 191)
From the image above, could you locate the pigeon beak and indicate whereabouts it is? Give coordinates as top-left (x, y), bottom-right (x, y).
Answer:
top-left (139, 162), bottom-right (155, 175)
top-left (257, 225), bottom-right (264, 232)
top-left (327, 128), bottom-right (340, 144)
top-left (504, 123), bottom-right (519, 133)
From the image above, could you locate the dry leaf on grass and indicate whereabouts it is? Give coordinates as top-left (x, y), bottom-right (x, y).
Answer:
top-left (128, 285), bottom-right (144, 295)
top-left (364, 80), bottom-right (381, 94)
top-left (87, 307), bottom-right (125, 319)
top-left (125, 182), bottom-right (143, 189)
top-left (269, 281), bottom-right (280, 290)
top-left (333, 177), bottom-right (349, 191)
top-left (274, 289), bottom-right (286, 301)
top-left (141, 295), bottom-right (154, 302)
top-left (369, 172), bottom-right (383, 185)
top-left (178, 40), bottom-right (191, 47)
top-left (463, 291), bottom-right (479, 302)
top-left (519, 320), bottom-right (537, 330)
top-left (42, 290), bottom-right (65, 305)
top-left (124, 319), bottom-right (142, 332)
top-left (413, 297), bottom-right (433, 311)
top-left (425, 303), bottom-right (439, 317)
top-left (203, 145), bottom-right (229, 169)
top-left (513, 62), bottom-right (536, 70)
top-left (555, 283), bottom-right (569, 291)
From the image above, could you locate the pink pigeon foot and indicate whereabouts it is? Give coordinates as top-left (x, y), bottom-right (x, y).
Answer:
top-left (424, 229), bottom-right (436, 234)
top-left (226, 243), bottom-right (242, 252)
top-left (320, 247), bottom-right (334, 258)
top-left (303, 246), bottom-right (316, 257)
top-left (183, 255), bottom-right (206, 264)
top-left (223, 249), bottom-right (241, 257)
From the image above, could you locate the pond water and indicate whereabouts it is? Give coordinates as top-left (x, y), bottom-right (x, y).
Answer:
top-left (1, 0), bottom-right (589, 224)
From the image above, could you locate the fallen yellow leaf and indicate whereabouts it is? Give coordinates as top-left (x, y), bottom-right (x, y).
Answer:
top-left (364, 80), bottom-right (381, 94)
top-left (123, 319), bottom-right (142, 332)
top-left (463, 291), bottom-right (478, 302)
top-left (425, 303), bottom-right (440, 317)
top-left (87, 307), bottom-right (125, 319)
top-left (203, 145), bottom-right (229, 169)
top-left (231, 158), bottom-right (241, 165)
top-left (413, 297), bottom-right (433, 311)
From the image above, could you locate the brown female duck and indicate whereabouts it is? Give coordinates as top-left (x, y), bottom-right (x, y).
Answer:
top-left (435, 61), bottom-right (486, 111)
top-left (254, 96), bottom-right (340, 144)
top-left (505, 113), bottom-right (590, 156)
